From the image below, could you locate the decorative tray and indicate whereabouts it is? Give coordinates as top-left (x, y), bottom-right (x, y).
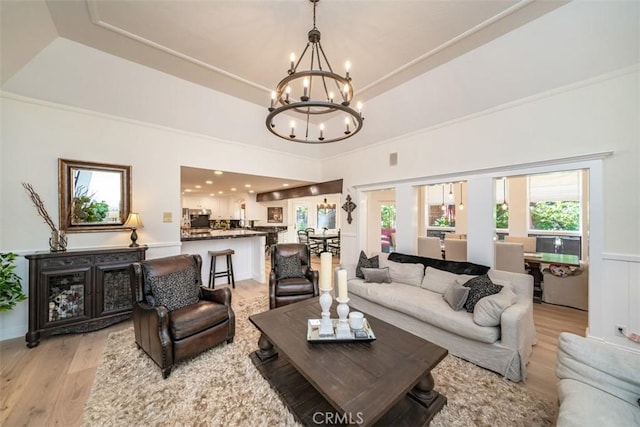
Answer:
top-left (306, 318), bottom-right (376, 343)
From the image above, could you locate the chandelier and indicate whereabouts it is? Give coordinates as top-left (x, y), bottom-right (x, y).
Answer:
top-left (266, 0), bottom-right (364, 144)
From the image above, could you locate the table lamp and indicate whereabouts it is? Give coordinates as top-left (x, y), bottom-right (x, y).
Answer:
top-left (124, 212), bottom-right (143, 247)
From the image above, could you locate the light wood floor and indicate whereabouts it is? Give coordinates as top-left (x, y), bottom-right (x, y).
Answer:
top-left (0, 259), bottom-right (587, 426)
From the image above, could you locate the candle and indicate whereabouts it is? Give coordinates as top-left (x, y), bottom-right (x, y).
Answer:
top-left (320, 252), bottom-right (332, 290)
top-left (290, 52), bottom-right (295, 72)
top-left (338, 269), bottom-right (348, 300)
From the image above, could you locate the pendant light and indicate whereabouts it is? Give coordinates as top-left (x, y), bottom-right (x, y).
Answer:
top-left (501, 178), bottom-right (508, 210)
top-left (458, 182), bottom-right (464, 211)
top-left (448, 183), bottom-right (454, 200)
top-left (441, 185), bottom-right (446, 211)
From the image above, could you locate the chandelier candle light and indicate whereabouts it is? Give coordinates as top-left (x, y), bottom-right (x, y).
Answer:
top-left (318, 252), bottom-right (334, 337)
top-left (266, 0), bottom-right (364, 143)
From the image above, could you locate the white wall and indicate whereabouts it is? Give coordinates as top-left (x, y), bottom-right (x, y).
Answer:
top-left (0, 95), bottom-right (322, 339)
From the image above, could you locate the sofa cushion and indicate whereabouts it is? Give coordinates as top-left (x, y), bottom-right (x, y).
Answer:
top-left (356, 251), bottom-right (379, 279)
top-left (388, 252), bottom-right (490, 275)
top-left (148, 267), bottom-right (199, 311)
top-left (422, 267), bottom-right (477, 294)
top-left (462, 275), bottom-right (503, 313)
top-left (361, 267), bottom-right (392, 283)
top-left (472, 287), bottom-right (518, 326)
top-left (276, 253), bottom-right (305, 279)
top-left (348, 278), bottom-right (500, 343)
top-left (388, 260), bottom-right (424, 287)
top-left (443, 283), bottom-right (470, 311)
top-left (275, 277), bottom-right (314, 296)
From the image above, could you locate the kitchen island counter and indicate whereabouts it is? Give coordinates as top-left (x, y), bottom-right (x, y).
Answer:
top-left (181, 230), bottom-right (266, 284)
top-left (181, 229), bottom-right (267, 241)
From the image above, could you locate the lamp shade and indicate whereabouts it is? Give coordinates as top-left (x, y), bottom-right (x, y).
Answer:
top-left (124, 212), bottom-right (143, 229)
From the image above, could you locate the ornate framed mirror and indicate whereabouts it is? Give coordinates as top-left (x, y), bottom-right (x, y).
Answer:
top-left (58, 159), bottom-right (131, 232)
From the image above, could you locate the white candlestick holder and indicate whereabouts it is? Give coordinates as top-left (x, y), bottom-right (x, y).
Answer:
top-left (318, 288), bottom-right (334, 337)
top-left (335, 297), bottom-right (351, 339)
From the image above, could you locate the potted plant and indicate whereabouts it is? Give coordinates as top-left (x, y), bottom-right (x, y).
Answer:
top-left (0, 252), bottom-right (27, 311)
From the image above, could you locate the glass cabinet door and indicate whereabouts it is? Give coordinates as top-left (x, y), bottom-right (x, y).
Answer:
top-left (42, 268), bottom-right (92, 326)
top-left (96, 264), bottom-right (133, 316)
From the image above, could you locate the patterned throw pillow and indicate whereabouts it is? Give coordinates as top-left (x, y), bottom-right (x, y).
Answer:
top-left (361, 267), bottom-right (392, 283)
top-left (148, 267), bottom-right (199, 311)
top-left (549, 264), bottom-right (572, 277)
top-left (276, 253), bottom-right (305, 279)
top-left (462, 274), bottom-right (503, 313)
top-left (356, 251), bottom-right (379, 279)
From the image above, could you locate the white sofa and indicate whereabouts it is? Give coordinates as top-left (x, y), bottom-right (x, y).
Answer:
top-left (345, 252), bottom-right (537, 382)
top-left (556, 332), bottom-right (640, 426)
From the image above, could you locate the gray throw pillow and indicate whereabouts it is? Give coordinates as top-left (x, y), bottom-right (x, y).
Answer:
top-left (356, 251), bottom-right (379, 279)
top-left (361, 267), bottom-right (392, 283)
top-left (462, 274), bottom-right (503, 313)
top-left (443, 283), bottom-right (470, 311)
top-left (276, 253), bottom-right (305, 279)
top-left (148, 267), bottom-right (199, 311)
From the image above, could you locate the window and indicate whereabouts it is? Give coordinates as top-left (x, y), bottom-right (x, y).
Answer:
top-left (425, 184), bottom-right (455, 228)
top-left (295, 205), bottom-right (308, 230)
top-left (528, 171), bottom-right (581, 232)
top-left (317, 203), bottom-right (336, 230)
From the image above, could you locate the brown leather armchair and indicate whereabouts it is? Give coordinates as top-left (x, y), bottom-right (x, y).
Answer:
top-left (269, 243), bottom-right (319, 309)
top-left (131, 254), bottom-right (235, 378)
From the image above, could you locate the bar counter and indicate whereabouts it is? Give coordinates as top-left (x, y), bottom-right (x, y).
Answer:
top-left (181, 229), bottom-right (267, 284)
top-left (181, 229), bottom-right (267, 241)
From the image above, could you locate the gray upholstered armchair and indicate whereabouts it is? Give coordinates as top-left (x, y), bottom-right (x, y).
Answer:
top-left (131, 254), bottom-right (235, 378)
top-left (269, 243), bottom-right (319, 309)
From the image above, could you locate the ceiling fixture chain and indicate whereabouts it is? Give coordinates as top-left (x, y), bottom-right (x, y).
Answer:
top-left (266, 0), bottom-right (364, 143)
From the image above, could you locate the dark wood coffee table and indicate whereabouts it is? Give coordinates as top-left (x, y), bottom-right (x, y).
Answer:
top-left (249, 298), bottom-right (448, 426)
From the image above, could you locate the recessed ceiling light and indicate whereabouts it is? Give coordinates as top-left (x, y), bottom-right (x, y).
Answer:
top-left (231, 188), bottom-right (237, 191)
top-left (209, 193), bottom-right (215, 196)
top-left (185, 189), bottom-right (192, 192)
top-left (214, 171), bottom-right (223, 175)
top-left (282, 183), bottom-right (289, 187)
top-left (205, 180), bottom-right (213, 184)
top-left (249, 190), bottom-right (255, 193)
top-left (195, 185), bottom-right (201, 189)
top-left (245, 184), bottom-right (251, 188)
top-left (218, 191), bottom-right (224, 194)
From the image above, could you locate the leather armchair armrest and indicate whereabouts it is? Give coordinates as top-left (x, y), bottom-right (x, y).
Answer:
top-left (201, 286), bottom-right (232, 306)
top-left (306, 268), bottom-right (320, 297)
top-left (132, 301), bottom-right (173, 375)
top-left (269, 270), bottom-right (278, 309)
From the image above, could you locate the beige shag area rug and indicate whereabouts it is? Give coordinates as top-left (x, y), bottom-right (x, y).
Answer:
top-left (83, 297), bottom-right (554, 427)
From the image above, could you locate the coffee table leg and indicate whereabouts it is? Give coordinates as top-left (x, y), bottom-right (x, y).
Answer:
top-left (409, 372), bottom-right (446, 410)
top-left (256, 333), bottom-right (278, 361)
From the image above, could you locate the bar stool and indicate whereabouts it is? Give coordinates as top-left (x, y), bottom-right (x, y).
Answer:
top-left (208, 249), bottom-right (235, 289)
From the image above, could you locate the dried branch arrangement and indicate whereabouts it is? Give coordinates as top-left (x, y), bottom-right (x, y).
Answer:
top-left (22, 182), bottom-right (57, 232)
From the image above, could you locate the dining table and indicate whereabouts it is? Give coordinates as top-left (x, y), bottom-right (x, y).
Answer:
top-left (308, 233), bottom-right (339, 253)
top-left (524, 252), bottom-right (580, 302)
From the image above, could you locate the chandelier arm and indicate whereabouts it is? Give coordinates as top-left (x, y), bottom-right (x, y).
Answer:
top-left (292, 43), bottom-right (312, 74)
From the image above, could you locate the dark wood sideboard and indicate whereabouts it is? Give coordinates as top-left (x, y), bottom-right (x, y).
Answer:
top-left (24, 246), bottom-right (147, 348)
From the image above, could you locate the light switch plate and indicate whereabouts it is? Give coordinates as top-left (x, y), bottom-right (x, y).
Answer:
top-left (163, 212), bottom-right (172, 223)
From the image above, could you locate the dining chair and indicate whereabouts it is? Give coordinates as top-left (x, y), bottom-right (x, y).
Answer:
top-left (494, 241), bottom-right (526, 274)
top-left (505, 236), bottom-right (537, 253)
top-left (444, 239), bottom-right (467, 262)
top-left (542, 262), bottom-right (588, 310)
top-left (417, 236), bottom-right (442, 259)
